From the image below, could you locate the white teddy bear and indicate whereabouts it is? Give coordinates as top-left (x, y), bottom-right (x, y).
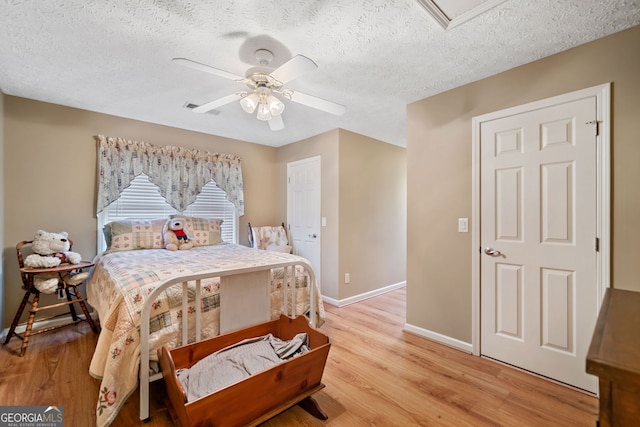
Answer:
top-left (24, 230), bottom-right (86, 294)
top-left (163, 217), bottom-right (194, 251)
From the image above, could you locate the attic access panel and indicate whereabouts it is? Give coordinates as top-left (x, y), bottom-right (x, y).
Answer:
top-left (416, 0), bottom-right (507, 29)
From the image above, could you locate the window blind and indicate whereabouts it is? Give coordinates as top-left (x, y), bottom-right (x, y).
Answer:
top-left (98, 174), bottom-right (238, 250)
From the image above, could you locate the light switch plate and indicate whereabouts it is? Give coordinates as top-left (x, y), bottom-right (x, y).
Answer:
top-left (458, 218), bottom-right (469, 233)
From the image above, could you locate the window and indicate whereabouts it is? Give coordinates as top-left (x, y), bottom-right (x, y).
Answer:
top-left (97, 174), bottom-right (238, 252)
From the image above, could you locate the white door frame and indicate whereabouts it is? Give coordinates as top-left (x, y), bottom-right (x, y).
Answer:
top-left (471, 83), bottom-right (611, 356)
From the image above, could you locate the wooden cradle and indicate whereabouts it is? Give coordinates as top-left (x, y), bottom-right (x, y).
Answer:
top-left (158, 315), bottom-right (331, 427)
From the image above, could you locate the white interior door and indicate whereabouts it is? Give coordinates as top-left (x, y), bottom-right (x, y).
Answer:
top-left (480, 96), bottom-right (600, 392)
top-left (287, 156), bottom-right (321, 289)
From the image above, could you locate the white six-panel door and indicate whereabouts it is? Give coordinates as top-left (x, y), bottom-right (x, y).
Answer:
top-left (287, 156), bottom-right (322, 289)
top-left (480, 96), bottom-right (599, 392)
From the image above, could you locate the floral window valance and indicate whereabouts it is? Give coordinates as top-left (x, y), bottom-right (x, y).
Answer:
top-left (96, 135), bottom-right (244, 215)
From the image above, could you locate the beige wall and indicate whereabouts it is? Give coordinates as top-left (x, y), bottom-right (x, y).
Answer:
top-left (277, 129), bottom-right (407, 301)
top-left (338, 129), bottom-right (406, 300)
top-left (407, 25), bottom-right (640, 343)
top-left (2, 96), bottom-right (280, 327)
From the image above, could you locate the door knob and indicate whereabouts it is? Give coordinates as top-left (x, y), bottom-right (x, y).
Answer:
top-left (309, 233), bottom-right (317, 238)
top-left (484, 247), bottom-right (502, 256)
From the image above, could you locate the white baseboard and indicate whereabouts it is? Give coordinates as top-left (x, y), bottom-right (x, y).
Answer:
top-left (403, 322), bottom-right (473, 354)
top-left (322, 281), bottom-right (406, 307)
top-left (2, 312), bottom-right (99, 340)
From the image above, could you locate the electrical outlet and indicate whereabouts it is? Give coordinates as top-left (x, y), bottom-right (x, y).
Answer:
top-left (344, 273), bottom-right (350, 284)
top-left (57, 289), bottom-right (66, 300)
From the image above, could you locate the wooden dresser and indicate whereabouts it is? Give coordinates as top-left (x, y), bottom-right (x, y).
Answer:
top-left (586, 288), bottom-right (640, 426)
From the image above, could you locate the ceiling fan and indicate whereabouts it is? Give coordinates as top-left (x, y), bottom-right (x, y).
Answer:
top-left (174, 49), bottom-right (346, 131)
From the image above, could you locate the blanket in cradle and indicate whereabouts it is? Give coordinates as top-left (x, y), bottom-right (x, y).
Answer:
top-left (177, 333), bottom-right (309, 402)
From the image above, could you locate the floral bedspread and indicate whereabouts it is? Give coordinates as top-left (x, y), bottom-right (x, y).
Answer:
top-left (86, 243), bottom-right (324, 427)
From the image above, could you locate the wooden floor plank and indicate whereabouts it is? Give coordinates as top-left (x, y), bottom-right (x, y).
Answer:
top-left (0, 287), bottom-right (598, 426)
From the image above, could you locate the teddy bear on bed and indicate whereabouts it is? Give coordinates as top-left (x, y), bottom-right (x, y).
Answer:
top-left (163, 217), bottom-right (194, 251)
top-left (23, 230), bottom-right (88, 294)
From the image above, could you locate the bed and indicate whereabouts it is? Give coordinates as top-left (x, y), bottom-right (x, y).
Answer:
top-left (86, 222), bottom-right (325, 427)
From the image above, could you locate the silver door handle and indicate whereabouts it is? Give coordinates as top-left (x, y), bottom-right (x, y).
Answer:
top-left (484, 247), bottom-right (502, 256)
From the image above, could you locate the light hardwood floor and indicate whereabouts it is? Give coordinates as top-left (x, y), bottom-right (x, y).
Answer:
top-left (0, 288), bottom-right (598, 426)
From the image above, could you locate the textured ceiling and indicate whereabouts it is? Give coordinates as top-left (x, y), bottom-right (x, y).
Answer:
top-left (0, 0), bottom-right (638, 147)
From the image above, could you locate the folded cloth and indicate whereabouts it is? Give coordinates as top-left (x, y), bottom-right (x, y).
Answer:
top-left (177, 333), bottom-right (309, 402)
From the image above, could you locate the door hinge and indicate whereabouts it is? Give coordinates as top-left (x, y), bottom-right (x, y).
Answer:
top-left (595, 237), bottom-right (600, 252)
top-left (586, 120), bottom-right (599, 136)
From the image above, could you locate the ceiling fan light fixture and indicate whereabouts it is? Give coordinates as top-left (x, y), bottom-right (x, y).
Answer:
top-left (267, 95), bottom-right (285, 116)
top-left (240, 93), bottom-right (259, 113)
top-left (177, 52), bottom-right (343, 131)
top-left (256, 103), bottom-right (272, 121)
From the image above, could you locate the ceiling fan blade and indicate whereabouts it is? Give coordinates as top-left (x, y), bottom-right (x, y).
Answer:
top-left (173, 58), bottom-right (244, 81)
top-left (287, 91), bottom-right (346, 116)
top-left (268, 115), bottom-right (285, 131)
top-left (192, 93), bottom-right (243, 113)
top-left (269, 55), bottom-right (317, 85)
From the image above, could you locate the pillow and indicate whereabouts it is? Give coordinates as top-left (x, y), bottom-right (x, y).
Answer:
top-left (252, 225), bottom-right (289, 249)
top-left (171, 215), bottom-right (223, 246)
top-left (105, 218), bottom-right (167, 251)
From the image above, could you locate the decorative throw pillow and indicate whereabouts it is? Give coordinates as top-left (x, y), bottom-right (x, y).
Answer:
top-left (171, 215), bottom-right (223, 246)
top-left (105, 218), bottom-right (167, 251)
top-left (253, 225), bottom-right (290, 249)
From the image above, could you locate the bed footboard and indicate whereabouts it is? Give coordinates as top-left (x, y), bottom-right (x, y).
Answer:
top-left (139, 260), bottom-right (317, 422)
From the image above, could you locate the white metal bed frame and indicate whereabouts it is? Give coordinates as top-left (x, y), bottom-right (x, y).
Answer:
top-left (139, 259), bottom-right (317, 421)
